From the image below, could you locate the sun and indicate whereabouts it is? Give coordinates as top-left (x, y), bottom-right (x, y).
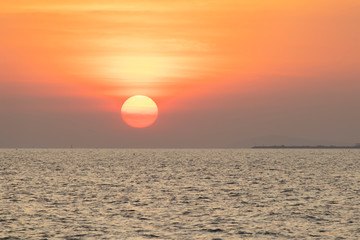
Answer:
top-left (121, 95), bottom-right (158, 128)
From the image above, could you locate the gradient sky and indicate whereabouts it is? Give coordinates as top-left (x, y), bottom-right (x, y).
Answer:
top-left (1, 0), bottom-right (360, 147)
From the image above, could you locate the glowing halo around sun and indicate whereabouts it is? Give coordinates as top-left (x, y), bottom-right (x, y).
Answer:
top-left (121, 95), bottom-right (158, 128)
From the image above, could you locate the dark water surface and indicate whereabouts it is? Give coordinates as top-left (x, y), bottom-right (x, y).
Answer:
top-left (0, 149), bottom-right (359, 239)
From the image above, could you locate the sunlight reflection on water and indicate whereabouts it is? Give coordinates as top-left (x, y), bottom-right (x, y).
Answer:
top-left (0, 149), bottom-right (359, 239)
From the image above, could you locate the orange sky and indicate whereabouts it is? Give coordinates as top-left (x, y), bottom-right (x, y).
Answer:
top-left (1, 0), bottom-right (360, 147)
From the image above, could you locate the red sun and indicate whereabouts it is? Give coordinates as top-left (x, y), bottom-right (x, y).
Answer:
top-left (121, 95), bottom-right (158, 128)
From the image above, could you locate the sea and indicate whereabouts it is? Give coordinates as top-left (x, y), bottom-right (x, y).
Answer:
top-left (0, 149), bottom-right (359, 239)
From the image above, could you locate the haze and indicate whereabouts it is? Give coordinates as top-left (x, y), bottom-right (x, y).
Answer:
top-left (1, 0), bottom-right (359, 148)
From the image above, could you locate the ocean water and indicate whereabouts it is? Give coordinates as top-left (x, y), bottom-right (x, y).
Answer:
top-left (0, 149), bottom-right (359, 239)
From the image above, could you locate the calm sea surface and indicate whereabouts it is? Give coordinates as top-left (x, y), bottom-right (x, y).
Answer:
top-left (0, 149), bottom-right (359, 239)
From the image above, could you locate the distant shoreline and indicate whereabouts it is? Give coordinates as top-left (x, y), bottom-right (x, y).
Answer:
top-left (252, 145), bottom-right (360, 149)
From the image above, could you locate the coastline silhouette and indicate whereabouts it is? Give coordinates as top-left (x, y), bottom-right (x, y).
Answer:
top-left (252, 143), bottom-right (360, 149)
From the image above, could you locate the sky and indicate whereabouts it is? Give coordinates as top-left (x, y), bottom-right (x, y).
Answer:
top-left (1, 0), bottom-right (360, 148)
